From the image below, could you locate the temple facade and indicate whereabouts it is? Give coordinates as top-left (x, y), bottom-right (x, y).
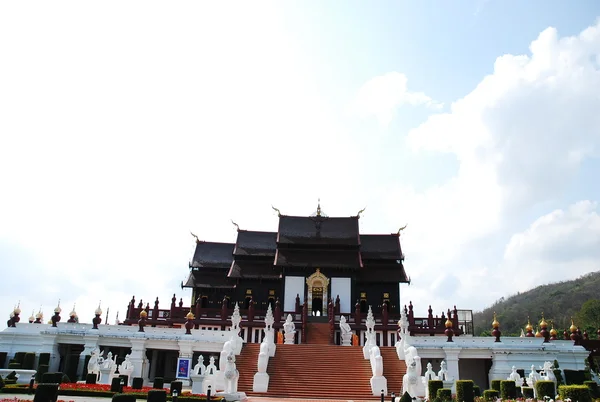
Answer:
top-left (182, 204), bottom-right (410, 318)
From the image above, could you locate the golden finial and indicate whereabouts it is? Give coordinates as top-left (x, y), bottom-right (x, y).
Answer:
top-left (569, 317), bottom-right (577, 333)
top-left (492, 312), bottom-right (500, 329)
top-left (186, 311), bottom-right (195, 320)
top-left (139, 310), bottom-right (148, 318)
top-left (539, 312), bottom-right (548, 328)
top-left (231, 220), bottom-right (240, 231)
top-left (271, 205), bottom-right (282, 217)
top-left (190, 231), bottom-right (200, 243)
top-left (525, 316), bottom-right (533, 332)
top-left (535, 327), bottom-right (542, 337)
top-left (445, 317), bottom-right (453, 328)
top-left (550, 322), bottom-right (557, 337)
top-left (357, 207), bottom-right (366, 218)
top-left (397, 224), bottom-right (408, 235)
top-left (316, 199), bottom-right (322, 217)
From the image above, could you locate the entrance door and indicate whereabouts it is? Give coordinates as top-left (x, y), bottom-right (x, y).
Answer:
top-left (312, 286), bottom-right (323, 315)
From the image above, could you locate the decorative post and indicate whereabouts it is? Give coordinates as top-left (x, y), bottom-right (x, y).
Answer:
top-left (569, 318), bottom-right (578, 341)
top-left (335, 295), bottom-right (340, 314)
top-left (230, 303), bottom-right (243, 354)
top-left (248, 297), bottom-right (255, 322)
top-left (354, 300), bottom-right (361, 324)
top-left (28, 311), bottom-right (34, 323)
top-left (170, 294), bottom-right (177, 319)
top-left (152, 297), bottom-right (159, 327)
top-left (34, 309), bottom-right (43, 324)
top-left (51, 302), bottom-right (61, 328)
top-left (564, 328), bottom-right (570, 340)
top-left (525, 317), bottom-right (535, 337)
top-left (92, 304), bottom-right (102, 329)
top-left (184, 311), bottom-right (194, 335)
top-left (295, 294), bottom-right (300, 314)
top-left (492, 312), bottom-right (501, 342)
top-left (195, 297), bottom-right (201, 324)
top-left (138, 310), bottom-right (147, 332)
top-left (583, 329), bottom-right (589, 340)
top-left (539, 313), bottom-right (549, 342)
top-left (274, 298), bottom-right (281, 324)
top-left (550, 324), bottom-right (558, 341)
top-left (427, 305), bottom-right (433, 327)
top-left (67, 305), bottom-right (77, 323)
top-left (127, 296), bottom-right (135, 320)
top-left (302, 301), bottom-right (308, 343)
top-left (264, 304), bottom-right (276, 356)
top-left (444, 312), bottom-right (454, 342)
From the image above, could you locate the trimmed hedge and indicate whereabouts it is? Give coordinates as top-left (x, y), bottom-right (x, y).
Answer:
top-left (13, 352), bottom-right (26, 365)
top-left (170, 380), bottom-right (183, 396)
top-left (584, 380), bottom-right (599, 398)
top-left (428, 379), bottom-right (443, 400)
top-left (36, 364), bottom-right (49, 382)
top-left (535, 380), bottom-right (556, 399)
top-left (500, 380), bottom-right (516, 400)
top-left (0, 351), bottom-right (7, 368)
top-left (23, 352), bottom-right (36, 370)
top-left (456, 380), bottom-right (474, 402)
top-left (436, 388), bottom-right (452, 401)
top-left (558, 384), bottom-right (592, 402)
top-left (111, 377), bottom-right (122, 393)
top-left (473, 385), bottom-right (481, 397)
top-left (86, 373), bottom-right (97, 384)
top-left (38, 353), bottom-right (51, 366)
top-left (64, 354), bottom-right (79, 383)
top-left (490, 379), bottom-right (501, 392)
top-left (112, 393), bottom-right (136, 402)
top-left (564, 369), bottom-right (587, 385)
top-left (148, 389), bottom-right (167, 402)
top-left (522, 386), bottom-right (534, 398)
top-left (33, 383), bottom-right (59, 402)
top-left (153, 377), bottom-right (164, 389)
top-left (132, 377), bottom-right (144, 389)
top-left (8, 362), bottom-right (21, 369)
top-left (399, 391), bottom-right (412, 402)
top-left (483, 389), bottom-right (499, 401)
top-left (42, 372), bottom-right (64, 384)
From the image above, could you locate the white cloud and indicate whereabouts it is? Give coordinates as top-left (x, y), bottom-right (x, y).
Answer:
top-left (353, 72), bottom-right (443, 128)
top-left (395, 20), bottom-right (600, 313)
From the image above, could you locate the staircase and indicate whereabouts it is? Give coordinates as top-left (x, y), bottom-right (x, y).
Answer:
top-left (306, 322), bottom-right (331, 344)
top-left (234, 343), bottom-right (260, 392)
top-left (249, 343), bottom-right (379, 400)
top-left (379, 346), bottom-right (407, 395)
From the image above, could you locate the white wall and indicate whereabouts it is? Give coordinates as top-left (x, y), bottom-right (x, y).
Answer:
top-left (331, 277), bottom-right (351, 313)
top-left (284, 276), bottom-right (305, 311)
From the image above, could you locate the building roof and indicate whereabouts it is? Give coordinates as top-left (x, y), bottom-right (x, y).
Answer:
top-left (275, 248), bottom-right (363, 268)
top-left (190, 241), bottom-right (234, 269)
top-left (183, 271), bottom-right (236, 289)
top-left (357, 262), bottom-right (409, 283)
top-left (227, 261), bottom-right (281, 279)
top-left (233, 230), bottom-right (277, 257)
top-left (360, 234), bottom-right (403, 260)
top-left (277, 216), bottom-right (360, 245)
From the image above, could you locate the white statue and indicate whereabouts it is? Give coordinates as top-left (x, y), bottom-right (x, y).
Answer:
top-left (87, 349), bottom-right (101, 379)
top-left (253, 341), bottom-right (270, 392)
top-left (203, 356), bottom-right (218, 395)
top-left (507, 365), bottom-right (523, 387)
top-left (438, 360), bottom-right (450, 381)
top-left (206, 356), bottom-right (217, 375)
top-left (283, 314), bottom-right (295, 344)
top-left (363, 306), bottom-right (377, 359)
top-left (423, 362), bottom-right (438, 400)
top-left (223, 350), bottom-right (239, 394)
top-left (120, 354), bottom-right (133, 371)
top-left (230, 303), bottom-right (243, 355)
top-left (263, 304), bottom-right (276, 356)
top-left (219, 341), bottom-right (233, 373)
top-left (369, 345), bottom-right (388, 396)
top-left (403, 356), bottom-right (421, 397)
top-left (103, 352), bottom-right (114, 369)
top-left (340, 315), bottom-right (352, 346)
top-left (528, 364), bottom-right (540, 395)
top-left (395, 313), bottom-right (411, 360)
top-left (193, 355), bottom-right (206, 376)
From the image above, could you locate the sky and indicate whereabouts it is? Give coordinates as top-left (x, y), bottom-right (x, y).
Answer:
top-left (1, 1), bottom-right (600, 327)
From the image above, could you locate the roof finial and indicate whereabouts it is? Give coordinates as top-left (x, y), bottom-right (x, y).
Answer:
top-left (397, 224), bottom-right (408, 235)
top-left (190, 231), bottom-right (200, 243)
top-left (316, 198), bottom-right (322, 217)
top-left (357, 207), bottom-right (366, 218)
top-left (271, 205), bottom-right (281, 217)
top-left (231, 220), bottom-right (240, 231)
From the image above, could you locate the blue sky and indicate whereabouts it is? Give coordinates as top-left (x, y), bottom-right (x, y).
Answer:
top-left (1, 1), bottom-right (600, 325)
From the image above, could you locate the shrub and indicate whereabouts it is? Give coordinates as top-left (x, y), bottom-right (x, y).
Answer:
top-left (8, 362), bottom-right (21, 369)
top-left (490, 379), bottom-right (501, 392)
top-left (42, 373), bottom-right (63, 384)
top-left (456, 380), bottom-right (474, 402)
top-left (36, 364), bottom-right (49, 382)
top-left (13, 352), bottom-right (26, 365)
top-left (522, 386), bottom-right (534, 398)
top-left (170, 380), bottom-right (182, 396)
top-left (500, 380), bottom-right (516, 400)
top-left (558, 384), bottom-right (592, 402)
top-left (86, 373), bottom-right (97, 384)
top-left (399, 391), bottom-right (412, 402)
top-left (0, 351), bottom-right (7, 368)
top-left (564, 369), bottom-right (587, 385)
top-left (33, 383), bottom-right (59, 402)
top-left (119, 374), bottom-right (129, 387)
top-left (473, 385), bottom-right (481, 397)
top-left (132, 377), bottom-right (144, 389)
top-left (428, 380), bottom-right (443, 400)
top-left (64, 354), bottom-right (79, 383)
top-left (6, 371), bottom-right (18, 380)
top-left (148, 389), bottom-right (167, 402)
top-left (535, 380), bottom-right (556, 399)
top-left (584, 380), bottom-right (599, 398)
top-left (112, 393), bottom-right (136, 402)
top-left (82, 355), bottom-right (91, 379)
top-left (153, 377), bottom-right (164, 389)
top-left (436, 388), bottom-right (452, 401)
top-left (23, 353), bottom-right (36, 370)
top-left (38, 353), bottom-right (51, 366)
top-left (483, 389), bottom-right (499, 401)
top-left (111, 377), bottom-right (122, 393)
top-left (0, 376), bottom-right (5, 389)
top-left (61, 374), bottom-right (71, 384)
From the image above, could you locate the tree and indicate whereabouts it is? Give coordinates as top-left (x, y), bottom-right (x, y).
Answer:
top-left (576, 299), bottom-right (600, 330)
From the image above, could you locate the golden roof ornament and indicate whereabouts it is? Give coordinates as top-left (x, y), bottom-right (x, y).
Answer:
top-left (29, 310), bottom-right (35, 322)
top-left (139, 310), bottom-right (148, 318)
top-left (535, 327), bottom-right (542, 337)
top-left (539, 312), bottom-right (548, 328)
top-left (35, 308), bottom-right (43, 320)
top-left (525, 317), bottom-right (533, 332)
top-left (492, 312), bottom-right (500, 329)
top-left (95, 302), bottom-right (103, 316)
top-left (357, 207), bottom-right (366, 218)
top-left (550, 325), bottom-right (558, 337)
top-left (445, 317), bottom-right (453, 328)
top-left (231, 220), bottom-right (240, 231)
top-left (70, 304), bottom-right (77, 317)
top-left (14, 301), bottom-right (21, 315)
top-left (54, 300), bottom-right (62, 314)
top-left (397, 224), bottom-right (408, 235)
top-left (569, 318), bottom-right (577, 333)
top-left (271, 205), bottom-right (282, 217)
top-left (186, 311), bottom-right (195, 320)
top-left (190, 231), bottom-right (200, 243)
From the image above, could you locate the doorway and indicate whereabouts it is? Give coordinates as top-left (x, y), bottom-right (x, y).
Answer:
top-left (306, 268), bottom-right (329, 317)
top-left (312, 285), bottom-right (323, 315)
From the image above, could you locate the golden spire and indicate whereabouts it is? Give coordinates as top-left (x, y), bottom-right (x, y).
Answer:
top-left (186, 311), bottom-right (195, 320)
top-left (316, 199), bottom-right (322, 217)
top-left (271, 205), bottom-right (282, 217)
top-left (525, 316), bottom-right (533, 332)
top-left (539, 312), bottom-right (548, 328)
top-left (357, 207), bottom-right (366, 218)
top-left (492, 312), bottom-right (500, 329)
top-left (190, 231), bottom-right (200, 243)
top-left (569, 317), bottom-right (577, 333)
top-left (139, 310), bottom-right (148, 318)
top-left (550, 323), bottom-right (557, 337)
top-left (397, 224), bottom-right (408, 235)
top-left (535, 327), bottom-right (542, 337)
top-left (445, 317), bottom-right (453, 328)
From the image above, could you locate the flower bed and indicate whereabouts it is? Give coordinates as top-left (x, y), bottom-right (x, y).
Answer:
top-left (1, 383), bottom-right (224, 400)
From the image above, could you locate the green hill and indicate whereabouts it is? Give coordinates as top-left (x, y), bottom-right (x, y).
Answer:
top-left (473, 271), bottom-right (600, 336)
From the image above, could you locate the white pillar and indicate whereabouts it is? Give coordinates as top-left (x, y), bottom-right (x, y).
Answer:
top-left (39, 333), bottom-right (60, 372)
top-left (489, 351), bottom-right (512, 383)
top-left (129, 338), bottom-right (148, 381)
top-left (78, 335), bottom-right (99, 380)
top-left (178, 339), bottom-right (194, 385)
top-left (443, 347), bottom-right (461, 393)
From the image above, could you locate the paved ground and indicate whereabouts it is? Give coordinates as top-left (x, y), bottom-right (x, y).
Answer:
top-left (0, 393), bottom-right (377, 402)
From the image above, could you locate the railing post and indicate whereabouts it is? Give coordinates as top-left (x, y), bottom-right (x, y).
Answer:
top-left (248, 297), bottom-right (254, 322)
top-left (152, 297), bottom-right (159, 327)
top-left (355, 300), bottom-right (361, 324)
top-left (274, 298), bottom-right (281, 324)
top-left (302, 301), bottom-right (308, 343)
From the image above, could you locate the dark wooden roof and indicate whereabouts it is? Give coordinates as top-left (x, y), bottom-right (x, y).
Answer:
top-left (277, 216), bottom-right (360, 245)
top-left (191, 241), bottom-right (234, 269)
top-left (360, 234), bottom-right (402, 260)
top-left (357, 262), bottom-right (409, 283)
top-left (185, 270), bottom-right (235, 289)
top-left (228, 261), bottom-right (281, 279)
top-left (275, 249), bottom-right (362, 268)
top-left (233, 231), bottom-right (277, 257)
